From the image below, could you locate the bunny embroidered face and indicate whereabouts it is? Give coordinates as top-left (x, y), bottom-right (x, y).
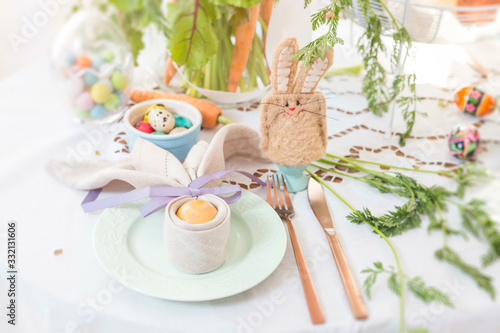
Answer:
top-left (260, 37), bottom-right (334, 167)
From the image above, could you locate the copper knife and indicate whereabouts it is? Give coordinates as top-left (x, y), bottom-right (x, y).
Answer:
top-left (307, 177), bottom-right (368, 319)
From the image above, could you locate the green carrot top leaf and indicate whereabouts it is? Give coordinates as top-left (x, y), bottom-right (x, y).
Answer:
top-left (167, 0), bottom-right (219, 69)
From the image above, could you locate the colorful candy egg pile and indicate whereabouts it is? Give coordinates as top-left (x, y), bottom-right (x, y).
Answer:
top-left (135, 104), bottom-right (193, 135)
top-left (64, 50), bottom-right (128, 120)
top-left (454, 86), bottom-right (496, 117)
top-left (448, 125), bottom-right (480, 161)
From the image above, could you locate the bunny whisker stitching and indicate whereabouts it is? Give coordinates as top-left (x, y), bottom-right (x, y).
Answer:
top-left (299, 97), bottom-right (330, 106)
top-left (300, 109), bottom-right (339, 121)
top-left (260, 102), bottom-right (286, 108)
top-left (267, 111), bottom-right (287, 137)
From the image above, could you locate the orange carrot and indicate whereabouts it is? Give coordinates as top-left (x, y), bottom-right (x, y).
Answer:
top-left (131, 89), bottom-right (233, 129)
top-left (260, 0), bottom-right (273, 52)
top-left (163, 57), bottom-right (177, 86)
top-left (227, 3), bottom-right (260, 93)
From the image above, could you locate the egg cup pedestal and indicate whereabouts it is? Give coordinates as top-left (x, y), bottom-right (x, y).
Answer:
top-left (276, 164), bottom-right (309, 193)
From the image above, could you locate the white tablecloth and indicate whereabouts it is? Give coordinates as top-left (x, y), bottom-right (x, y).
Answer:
top-left (1, 45), bottom-right (500, 333)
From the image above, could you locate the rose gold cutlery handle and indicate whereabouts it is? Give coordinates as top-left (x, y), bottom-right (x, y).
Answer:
top-left (325, 230), bottom-right (368, 320)
top-left (285, 218), bottom-right (325, 324)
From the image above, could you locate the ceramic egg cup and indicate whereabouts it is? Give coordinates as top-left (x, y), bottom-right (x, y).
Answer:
top-left (124, 99), bottom-right (202, 161)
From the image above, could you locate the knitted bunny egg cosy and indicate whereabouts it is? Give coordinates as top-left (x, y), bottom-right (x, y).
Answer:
top-left (260, 37), bottom-right (334, 167)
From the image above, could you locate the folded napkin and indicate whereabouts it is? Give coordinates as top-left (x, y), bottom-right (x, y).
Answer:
top-left (48, 124), bottom-right (268, 189)
top-left (164, 195), bottom-right (231, 274)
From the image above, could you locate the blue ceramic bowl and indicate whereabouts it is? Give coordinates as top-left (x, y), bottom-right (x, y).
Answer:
top-left (124, 99), bottom-right (202, 161)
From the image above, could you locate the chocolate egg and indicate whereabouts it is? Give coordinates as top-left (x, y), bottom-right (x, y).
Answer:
top-left (448, 125), bottom-right (480, 160)
top-left (454, 86), bottom-right (496, 117)
top-left (148, 108), bottom-right (175, 133)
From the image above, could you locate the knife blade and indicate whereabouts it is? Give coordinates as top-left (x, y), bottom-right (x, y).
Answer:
top-left (307, 177), bottom-right (368, 320)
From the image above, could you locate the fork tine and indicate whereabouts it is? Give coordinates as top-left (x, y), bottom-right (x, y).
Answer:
top-left (272, 174), bottom-right (281, 208)
top-left (266, 175), bottom-right (273, 207)
top-left (282, 175), bottom-right (294, 210)
top-left (276, 175), bottom-right (285, 208)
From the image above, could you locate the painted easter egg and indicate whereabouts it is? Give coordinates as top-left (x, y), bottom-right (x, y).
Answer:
top-left (176, 199), bottom-right (218, 224)
top-left (101, 50), bottom-right (115, 62)
top-left (152, 131), bottom-right (166, 135)
top-left (454, 86), bottom-right (496, 117)
top-left (104, 93), bottom-right (120, 111)
top-left (173, 114), bottom-right (192, 128)
top-left (76, 54), bottom-right (91, 68)
top-left (144, 104), bottom-right (167, 123)
top-left (75, 92), bottom-right (94, 110)
top-left (66, 77), bottom-right (85, 96)
top-left (111, 71), bottom-right (127, 90)
top-left (90, 104), bottom-right (107, 119)
top-left (169, 127), bottom-right (188, 135)
top-left (90, 83), bottom-right (111, 104)
top-left (448, 125), bottom-right (480, 160)
top-left (83, 72), bottom-right (98, 86)
top-left (135, 121), bottom-right (154, 134)
top-left (148, 108), bottom-right (175, 133)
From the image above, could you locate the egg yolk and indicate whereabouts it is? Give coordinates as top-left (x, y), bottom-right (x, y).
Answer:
top-left (176, 199), bottom-right (218, 224)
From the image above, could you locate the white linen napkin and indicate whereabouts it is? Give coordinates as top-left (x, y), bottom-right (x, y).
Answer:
top-left (164, 195), bottom-right (231, 274)
top-left (47, 124), bottom-right (268, 189)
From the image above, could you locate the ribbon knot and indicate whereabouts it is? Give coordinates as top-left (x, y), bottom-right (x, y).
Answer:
top-left (189, 188), bottom-right (203, 197)
top-left (81, 170), bottom-right (266, 218)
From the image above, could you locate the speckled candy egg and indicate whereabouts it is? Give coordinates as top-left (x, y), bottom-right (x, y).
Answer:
top-left (454, 86), bottom-right (496, 117)
top-left (135, 121), bottom-right (154, 134)
top-left (169, 127), bottom-right (188, 135)
top-left (148, 108), bottom-right (175, 133)
top-left (173, 114), bottom-right (192, 128)
top-left (448, 125), bottom-right (480, 160)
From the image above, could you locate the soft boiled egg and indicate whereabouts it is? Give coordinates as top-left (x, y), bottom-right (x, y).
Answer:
top-left (176, 199), bottom-right (218, 224)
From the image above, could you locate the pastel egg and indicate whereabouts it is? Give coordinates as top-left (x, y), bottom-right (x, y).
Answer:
top-left (104, 93), bottom-right (120, 110)
top-left (169, 127), bottom-right (188, 135)
top-left (76, 54), bottom-right (91, 68)
top-left (152, 131), bottom-right (166, 135)
top-left (90, 83), bottom-right (111, 103)
top-left (148, 108), bottom-right (175, 133)
top-left (92, 57), bottom-right (105, 70)
top-left (75, 92), bottom-right (94, 110)
top-left (173, 115), bottom-right (193, 128)
top-left (101, 50), bottom-right (115, 62)
top-left (75, 107), bottom-right (90, 119)
top-left (90, 104), bottom-right (107, 119)
top-left (135, 121), bottom-right (154, 133)
top-left (176, 199), bottom-right (218, 224)
top-left (454, 86), bottom-right (496, 117)
top-left (83, 72), bottom-right (98, 86)
top-left (111, 71), bottom-right (127, 90)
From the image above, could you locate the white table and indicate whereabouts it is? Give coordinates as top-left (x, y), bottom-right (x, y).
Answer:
top-left (1, 47), bottom-right (500, 333)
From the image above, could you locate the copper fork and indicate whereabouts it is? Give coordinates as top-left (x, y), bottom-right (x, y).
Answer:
top-left (266, 174), bottom-right (325, 324)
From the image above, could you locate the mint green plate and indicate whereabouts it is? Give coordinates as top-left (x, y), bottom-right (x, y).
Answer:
top-left (93, 189), bottom-right (287, 301)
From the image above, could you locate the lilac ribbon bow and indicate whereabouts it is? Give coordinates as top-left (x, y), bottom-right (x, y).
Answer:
top-left (81, 170), bottom-right (266, 217)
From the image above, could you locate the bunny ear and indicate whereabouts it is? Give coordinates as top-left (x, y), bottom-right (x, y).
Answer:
top-left (293, 46), bottom-right (334, 94)
top-left (271, 37), bottom-right (299, 94)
